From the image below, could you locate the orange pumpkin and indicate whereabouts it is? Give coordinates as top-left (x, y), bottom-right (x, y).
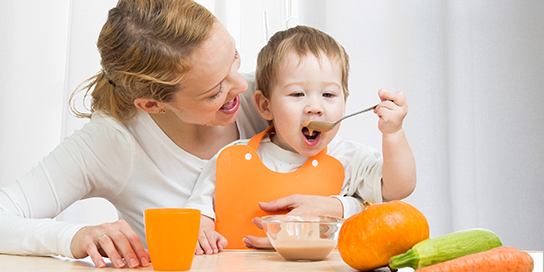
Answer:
top-left (338, 200), bottom-right (429, 271)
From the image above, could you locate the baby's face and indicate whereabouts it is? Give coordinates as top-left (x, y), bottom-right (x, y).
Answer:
top-left (268, 51), bottom-right (345, 157)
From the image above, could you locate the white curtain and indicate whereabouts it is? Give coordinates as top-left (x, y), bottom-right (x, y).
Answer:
top-left (0, 0), bottom-right (542, 250)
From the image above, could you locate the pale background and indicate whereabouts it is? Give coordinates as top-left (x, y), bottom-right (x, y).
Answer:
top-left (0, 0), bottom-right (542, 251)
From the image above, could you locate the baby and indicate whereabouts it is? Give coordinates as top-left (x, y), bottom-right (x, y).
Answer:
top-left (184, 25), bottom-right (416, 254)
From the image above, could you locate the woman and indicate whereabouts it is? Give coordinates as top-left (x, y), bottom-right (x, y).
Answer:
top-left (0, 0), bottom-right (359, 268)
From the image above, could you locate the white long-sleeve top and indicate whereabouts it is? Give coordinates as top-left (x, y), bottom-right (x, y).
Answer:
top-left (184, 136), bottom-right (384, 220)
top-left (0, 76), bottom-right (269, 258)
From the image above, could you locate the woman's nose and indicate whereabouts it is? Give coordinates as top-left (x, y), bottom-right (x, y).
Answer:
top-left (227, 71), bottom-right (248, 96)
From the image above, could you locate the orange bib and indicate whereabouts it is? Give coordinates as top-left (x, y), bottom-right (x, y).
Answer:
top-left (215, 126), bottom-right (344, 249)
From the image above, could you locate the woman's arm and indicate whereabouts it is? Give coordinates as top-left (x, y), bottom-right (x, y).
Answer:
top-left (0, 114), bottom-right (148, 268)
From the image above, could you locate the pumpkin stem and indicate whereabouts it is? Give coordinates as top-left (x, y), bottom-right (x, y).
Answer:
top-left (361, 200), bottom-right (374, 209)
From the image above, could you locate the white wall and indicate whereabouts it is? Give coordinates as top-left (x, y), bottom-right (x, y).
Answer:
top-left (0, 1), bottom-right (70, 186)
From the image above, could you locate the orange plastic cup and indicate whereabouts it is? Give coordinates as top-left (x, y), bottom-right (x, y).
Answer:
top-left (144, 208), bottom-right (201, 271)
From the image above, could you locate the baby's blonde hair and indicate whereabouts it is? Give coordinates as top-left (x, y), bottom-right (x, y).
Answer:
top-left (256, 25), bottom-right (350, 99)
top-left (70, 0), bottom-right (216, 121)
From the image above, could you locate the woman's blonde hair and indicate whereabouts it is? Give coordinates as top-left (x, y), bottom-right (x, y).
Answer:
top-left (70, 0), bottom-right (216, 121)
top-left (256, 25), bottom-right (350, 99)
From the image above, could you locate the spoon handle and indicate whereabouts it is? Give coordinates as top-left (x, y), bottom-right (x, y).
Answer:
top-left (334, 104), bottom-right (378, 125)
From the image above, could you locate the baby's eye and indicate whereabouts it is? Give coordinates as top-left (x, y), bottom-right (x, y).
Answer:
top-left (290, 92), bottom-right (305, 97)
top-left (323, 92), bottom-right (335, 98)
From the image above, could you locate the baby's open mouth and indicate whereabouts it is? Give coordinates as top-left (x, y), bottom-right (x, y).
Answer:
top-left (302, 127), bottom-right (320, 142)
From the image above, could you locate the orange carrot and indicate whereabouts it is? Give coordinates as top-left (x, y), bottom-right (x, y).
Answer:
top-left (415, 246), bottom-right (534, 272)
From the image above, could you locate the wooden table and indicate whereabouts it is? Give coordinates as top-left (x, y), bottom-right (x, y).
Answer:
top-left (0, 250), bottom-right (542, 272)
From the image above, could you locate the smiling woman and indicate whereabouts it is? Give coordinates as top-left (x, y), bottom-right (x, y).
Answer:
top-left (0, 0), bottom-right (271, 269)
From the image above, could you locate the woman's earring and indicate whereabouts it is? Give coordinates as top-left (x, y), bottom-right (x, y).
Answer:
top-left (158, 109), bottom-right (166, 114)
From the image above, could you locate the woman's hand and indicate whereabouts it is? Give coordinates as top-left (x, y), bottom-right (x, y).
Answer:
top-left (242, 217), bottom-right (273, 249)
top-left (242, 194), bottom-right (344, 249)
top-left (375, 89), bottom-right (408, 134)
top-left (70, 219), bottom-right (149, 268)
top-left (258, 194), bottom-right (343, 217)
top-left (195, 215), bottom-right (228, 255)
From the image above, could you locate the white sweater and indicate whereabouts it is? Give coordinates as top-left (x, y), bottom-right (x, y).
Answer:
top-left (0, 77), bottom-right (269, 258)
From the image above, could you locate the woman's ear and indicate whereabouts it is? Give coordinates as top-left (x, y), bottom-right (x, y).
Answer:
top-left (254, 90), bottom-right (274, 121)
top-left (134, 98), bottom-right (164, 114)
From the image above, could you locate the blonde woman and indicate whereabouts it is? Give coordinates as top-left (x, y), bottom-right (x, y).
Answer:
top-left (0, 0), bottom-right (268, 268)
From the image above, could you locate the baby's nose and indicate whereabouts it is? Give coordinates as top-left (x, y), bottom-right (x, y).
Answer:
top-left (304, 101), bottom-right (324, 115)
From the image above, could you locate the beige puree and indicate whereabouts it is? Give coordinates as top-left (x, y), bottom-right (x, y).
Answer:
top-left (272, 221), bottom-right (337, 261)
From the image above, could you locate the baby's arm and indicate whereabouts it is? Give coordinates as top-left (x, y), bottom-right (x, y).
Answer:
top-left (195, 215), bottom-right (227, 255)
top-left (184, 153), bottom-right (228, 255)
top-left (375, 89), bottom-right (417, 200)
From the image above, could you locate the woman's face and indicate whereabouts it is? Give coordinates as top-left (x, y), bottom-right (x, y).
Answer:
top-left (164, 22), bottom-right (246, 127)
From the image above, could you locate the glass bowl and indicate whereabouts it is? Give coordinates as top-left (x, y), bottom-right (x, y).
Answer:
top-left (261, 215), bottom-right (344, 261)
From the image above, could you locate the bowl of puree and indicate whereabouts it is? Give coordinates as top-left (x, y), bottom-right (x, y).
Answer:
top-left (261, 215), bottom-right (344, 261)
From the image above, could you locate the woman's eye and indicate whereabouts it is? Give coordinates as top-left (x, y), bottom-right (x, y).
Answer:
top-left (210, 91), bottom-right (222, 99)
top-left (209, 83), bottom-right (224, 100)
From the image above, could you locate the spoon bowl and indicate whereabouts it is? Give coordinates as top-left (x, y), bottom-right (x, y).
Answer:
top-left (303, 104), bottom-right (378, 133)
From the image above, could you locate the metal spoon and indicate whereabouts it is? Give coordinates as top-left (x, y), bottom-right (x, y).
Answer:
top-left (303, 104), bottom-right (378, 133)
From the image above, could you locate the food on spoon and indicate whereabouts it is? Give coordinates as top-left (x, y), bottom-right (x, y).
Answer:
top-left (301, 120), bottom-right (317, 135)
top-left (414, 246), bottom-right (533, 272)
top-left (388, 228), bottom-right (503, 270)
top-left (301, 120), bottom-right (314, 127)
top-left (337, 200), bottom-right (429, 271)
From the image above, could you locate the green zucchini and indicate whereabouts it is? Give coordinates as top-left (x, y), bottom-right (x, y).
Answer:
top-left (388, 228), bottom-right (502, 270)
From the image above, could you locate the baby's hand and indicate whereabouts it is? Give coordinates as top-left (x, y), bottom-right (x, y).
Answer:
top-left (375, 89), bottom-right (408, 134)
top-left (195, 215), bottom-right (228, 255)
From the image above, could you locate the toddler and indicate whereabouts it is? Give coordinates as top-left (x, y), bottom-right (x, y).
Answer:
top-left (184, 25), bottom-right (416, 253)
